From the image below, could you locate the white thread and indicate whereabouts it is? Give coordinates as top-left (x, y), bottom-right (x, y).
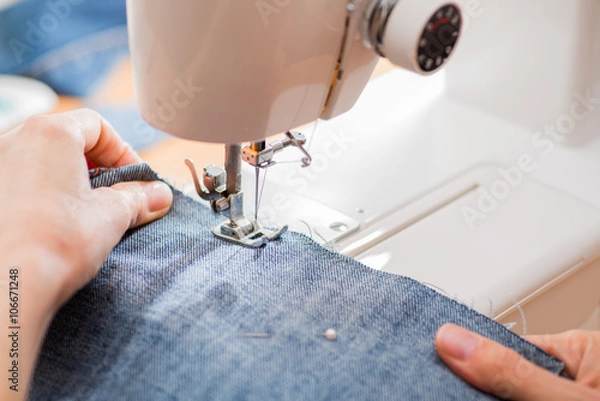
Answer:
top-left (257, 168), bottom-right (269, 216)
top-left (298, 220), bottom-right (314, 239)
top-left (306, 119), bottom-right (321, 153)
top-left (511, 293), bottom-right (527, 337)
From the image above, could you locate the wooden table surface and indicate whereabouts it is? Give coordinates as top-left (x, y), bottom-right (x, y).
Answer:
top-left (54, 58), bottom-right (394, 183)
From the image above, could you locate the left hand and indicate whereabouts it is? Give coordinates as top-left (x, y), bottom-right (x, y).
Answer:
top-left (1, 109), bottom-right (173, 309)
top-left (0, 109), bottom-right (173, 400)
top-left (435, 324), bottom-right (600, 400)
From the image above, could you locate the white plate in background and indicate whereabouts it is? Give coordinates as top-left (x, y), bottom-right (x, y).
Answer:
top-left (0, 0), bottom-right (21, 11)
top-left (0, 75), bottom-right (58, 134)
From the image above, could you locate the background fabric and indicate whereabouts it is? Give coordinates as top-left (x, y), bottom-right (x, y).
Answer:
top-left (0, 1), bottom-right (169, 151)
top-left (0, 0), bottom-right (128, 96)
top-left (85, 105), bottom-right (169, 151)
top-left (30, 164), bottom-right (566, 400)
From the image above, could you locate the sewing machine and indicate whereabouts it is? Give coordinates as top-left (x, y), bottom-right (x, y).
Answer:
top-left (127, 0), bottom-right (600, 335)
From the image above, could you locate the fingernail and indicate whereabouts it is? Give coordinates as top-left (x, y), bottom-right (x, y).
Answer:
top-left (144, 181), bottom-right (173, 212)
top-left (438, 324), bottom-right (480, 361)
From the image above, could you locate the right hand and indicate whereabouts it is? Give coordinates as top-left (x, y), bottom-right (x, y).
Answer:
top-left (435, 324), bottom-right (600, 400)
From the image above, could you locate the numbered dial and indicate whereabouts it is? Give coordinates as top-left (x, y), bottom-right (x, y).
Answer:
top-left (417, 4), bottom-right (461, 73)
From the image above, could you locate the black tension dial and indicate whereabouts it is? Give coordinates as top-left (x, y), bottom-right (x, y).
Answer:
top-left (417, 4), bottom-right (461, 73)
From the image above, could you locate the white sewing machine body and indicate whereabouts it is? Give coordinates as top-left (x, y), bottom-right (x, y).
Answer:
top-left (128, 0), bottom-right (600, 334)
top-left (127, 0), bottom-right (460, 143)
top-left (253, 0), bottom-right (600, 334)
top-left (128, 0), bottom-right (464, 247)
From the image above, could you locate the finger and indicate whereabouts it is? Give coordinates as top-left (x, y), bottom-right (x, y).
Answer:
top-left (435, 324), bottom-right (592, 400)
top-left (527, 333), bottom-right (581, 379)
top-left (83, 181), bottom-right (173, 273)
top-left (12, 110), bottom-right (142, 168)
top-left (63, 108), bottom-right (143, 167)
top-left (529, 331), bottom-right (600, 387)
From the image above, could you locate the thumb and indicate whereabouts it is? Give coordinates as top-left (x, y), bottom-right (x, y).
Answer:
top-left (87, 180), bottom-right (173, 262)
top-left (94, 181), bottom-right (173, 231)
top-left (435, 324), bottom-right (588, 400)
top-left (56, 180), bottom-right (173, 302)
top-left (107, 180), bottom-right (174, 229)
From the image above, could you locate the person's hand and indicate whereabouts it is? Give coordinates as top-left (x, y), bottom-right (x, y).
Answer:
top-left (0, 109), bottom-right (173, 400)
top-left (1, 108), bottom-right (173, 307)
top-left (435, 324), bottom-right (600, 400)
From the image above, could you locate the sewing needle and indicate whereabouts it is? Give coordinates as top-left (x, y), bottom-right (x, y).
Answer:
top-left (254, 166), bottom-right (260, 222)
top-left (250, 141), bottom-right (266, 223)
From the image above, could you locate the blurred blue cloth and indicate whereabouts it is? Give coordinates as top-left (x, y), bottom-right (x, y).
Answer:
top-left (29, 165), bottom-right (566, 401)
top-left (89, 105), bottom-right (169, 151)
top-left (0, 0), bottom-right (128, 96)
top-left (0, 0), bottom-right (167, 150)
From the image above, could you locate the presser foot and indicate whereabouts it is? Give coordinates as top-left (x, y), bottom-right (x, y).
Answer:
top-left (212, 221), bottom-right (288, 248)
top-left (185, 136), bottom-right (306, 248)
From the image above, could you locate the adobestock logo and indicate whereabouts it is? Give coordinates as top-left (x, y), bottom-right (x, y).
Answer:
top-left (255, 0), bottom-right (293, 26)
top-left (457, 0), bottom-right (504, 32)
top-left (257, 128), bottom-right (355, 226)
top-left (8, 0), bottom-right (87, 64)
top-left (531, 89), bottom-right (600, 153)
top-left (143, 78), bottom-right (204, 129)
top-left (461, 157), bottom-right (536, 231)
top-left (280, 128), bottom-right (355, 194)
top-left (461, 89), bottom-right (600, 231)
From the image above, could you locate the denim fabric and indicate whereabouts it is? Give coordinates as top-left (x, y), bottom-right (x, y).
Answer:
top-left (0, 0), bottom-right (128, 96)
top-left (30, 164), bottom-right (565, 401)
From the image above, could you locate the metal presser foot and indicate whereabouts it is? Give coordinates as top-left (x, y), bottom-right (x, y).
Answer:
top-left (185, 133), bottom-right (311, 248)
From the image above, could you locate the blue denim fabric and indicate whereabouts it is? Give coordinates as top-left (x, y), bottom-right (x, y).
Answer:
top-left (30, 164), bottom-right (566, 401)
top-left (0, 0), bottom-right (128, 96)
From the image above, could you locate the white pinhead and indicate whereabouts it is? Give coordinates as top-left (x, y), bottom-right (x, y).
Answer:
top-left (323, 329), bottom-right (338, 341)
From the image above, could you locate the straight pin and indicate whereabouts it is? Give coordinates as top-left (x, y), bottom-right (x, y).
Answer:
top-left (240, 333), bottom-right (270, 339)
